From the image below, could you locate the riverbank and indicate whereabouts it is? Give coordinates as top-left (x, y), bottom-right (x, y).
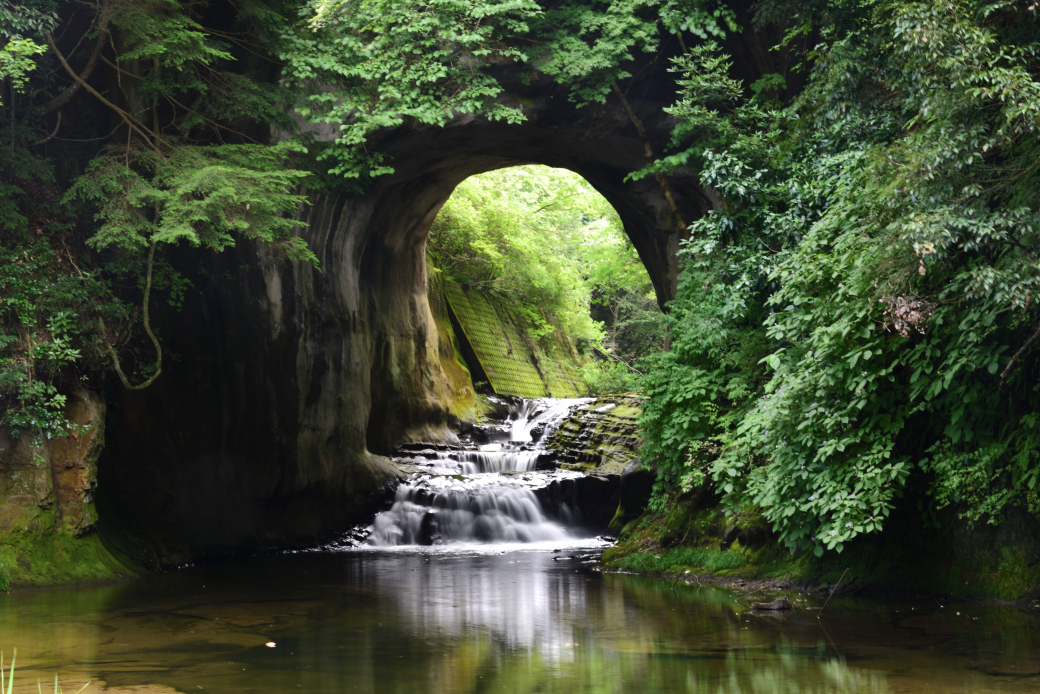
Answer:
top-left (600, 492), bottom-right (1040, 603)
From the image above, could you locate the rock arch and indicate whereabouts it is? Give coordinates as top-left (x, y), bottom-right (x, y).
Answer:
top-left (97, 62), bottom-right (714, 562)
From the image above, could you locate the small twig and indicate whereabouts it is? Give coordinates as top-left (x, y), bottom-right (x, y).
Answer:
top-left (999, 322), bottom-right (1040, 390)
top-left (817, 567), bottom-right (849, 619)
top-left (734, 578), bottom-right (782, 603)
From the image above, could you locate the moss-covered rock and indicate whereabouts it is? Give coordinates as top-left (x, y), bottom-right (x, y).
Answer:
top-left (548, 395), bottom-right (643, 475)
top-left (0, 390), bottom-right (136, 589)
top-left (442, 279), bottom-right (588, 398)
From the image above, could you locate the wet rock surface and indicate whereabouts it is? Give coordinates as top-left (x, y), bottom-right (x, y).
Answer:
top-left (548, 395), bottom-right (644, 476)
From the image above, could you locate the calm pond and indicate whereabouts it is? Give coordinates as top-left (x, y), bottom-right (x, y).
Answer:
top-left (2, 547), bottom-right (1039, 693)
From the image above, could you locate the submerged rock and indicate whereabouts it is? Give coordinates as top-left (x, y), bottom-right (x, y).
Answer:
top-left (751, 598), bottom-right (793, 611)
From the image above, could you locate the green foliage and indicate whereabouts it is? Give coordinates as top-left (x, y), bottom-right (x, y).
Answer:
top-left (286, 0), bottom-right (741, 175)
top-left (580, 359), bottom-right (639, 395)
top-left (110, 0), bottom-right (233, 68)
top-left (431, 166), bottom-right (622, 344)
top-left (0, 35), bottom-right (44, 103)
top-left (69, 141), bottom-right (314, 263)
top-left (0, 0), bottom-right (315, 409)
top-left (531, 0), bottom-right (736, 105)
top-left (0, 563), bottom-right (9, 592)
top-left (528, 0), bottom-right (660, 105)
top-left (282, 0), bottom-right (538, 177)
top-left (639, 0), bottom-right (1040, 555)
top-left (429, 165), bottom-right (660, 392)
top-left (0, 238), bottom-right (123, 440)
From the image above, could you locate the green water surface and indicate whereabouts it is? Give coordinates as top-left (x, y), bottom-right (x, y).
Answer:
top-left (1, 549), bottom-right (1038, 693)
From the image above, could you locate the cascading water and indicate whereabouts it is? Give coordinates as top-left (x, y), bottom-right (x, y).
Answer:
top-left (367, 398), bottom-right (593, 547)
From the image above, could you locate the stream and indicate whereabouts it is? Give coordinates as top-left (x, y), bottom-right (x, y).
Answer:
top-left (3, 551), bottom-right (1040, 693)
top-left (2, 399), bottom-right (1040, 693)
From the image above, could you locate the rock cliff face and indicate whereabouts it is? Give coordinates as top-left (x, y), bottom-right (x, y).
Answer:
top-left (549, 396), bottom-right (644, 476)
top-left (0, 390), bottom-right (133, 588)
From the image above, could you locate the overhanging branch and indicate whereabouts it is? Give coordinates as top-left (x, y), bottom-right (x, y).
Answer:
top-left (45, 32), bottom-right (163, 154)
top-left (102, 241), bottom-right (163, 390)
top-left (34, 26), bottom-right (109, 116)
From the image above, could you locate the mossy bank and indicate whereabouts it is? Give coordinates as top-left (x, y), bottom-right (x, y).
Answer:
top-left (538, 398), bottom-right (1040, 602)
top-left (602, 490), bottom-right (1040, 602)
top-left (0, 391), bottom-right (136, 590)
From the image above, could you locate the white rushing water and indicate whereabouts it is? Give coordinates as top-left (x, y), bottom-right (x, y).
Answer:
top-left (367, 398), bottom-right (592, 547)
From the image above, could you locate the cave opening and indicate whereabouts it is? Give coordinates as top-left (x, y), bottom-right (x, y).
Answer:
top-left (423, 164), bottom-right (663, 401)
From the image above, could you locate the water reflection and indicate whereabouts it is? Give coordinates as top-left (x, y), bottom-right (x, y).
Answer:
top-left (1, 550), bottom-right (1038, 693)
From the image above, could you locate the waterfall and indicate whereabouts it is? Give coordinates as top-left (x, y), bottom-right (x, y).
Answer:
top-left (446, 451), bottom-right (540, 473)
top-left (367, 397), bottom-right (592, 547)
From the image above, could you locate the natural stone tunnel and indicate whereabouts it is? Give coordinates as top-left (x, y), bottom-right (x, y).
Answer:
top-left (94, 56), bottom-right (735, 564)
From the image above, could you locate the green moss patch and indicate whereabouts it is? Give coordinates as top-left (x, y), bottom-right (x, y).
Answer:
top-left (613, 545), bottom-right (750, 574)
top-left (442, 280), bottom-right (586, 398)
top-left (0, 508), bottom-right (136, 590)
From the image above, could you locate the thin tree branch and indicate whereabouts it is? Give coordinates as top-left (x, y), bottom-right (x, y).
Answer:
top-left (34, 26), bottom-right (109, 116)
top-left (999, 321), bottom-right (1040, 390)
top-left (818, 567), bottom-right (849, 619)
top-left (44, 32), bottom-right (164, 154)
top-left (98, 55), bottom-right (260, 144)
top-left (594, 345), bottom-right (643, 375)
top-left (30, 112), bottom-right (61, 145)
top-left (102, 241), bottom-right (163, 390)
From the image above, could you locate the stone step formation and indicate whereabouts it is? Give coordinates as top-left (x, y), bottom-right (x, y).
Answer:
top-left (357, 396), bottom-right (644, 547)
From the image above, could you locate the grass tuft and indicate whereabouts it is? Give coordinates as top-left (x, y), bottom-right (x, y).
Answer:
top-left (1, 650), bottom-right (90, 694)
top-left (617, 545), bottom-right (748, 574)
